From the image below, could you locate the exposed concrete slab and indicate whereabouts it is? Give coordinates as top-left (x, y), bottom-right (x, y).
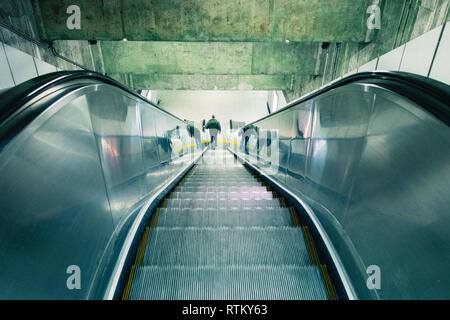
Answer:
top-left (101, 41), bottom-right (252, 74)
top-left (2, 0), bottom-right (448, 95)
top-left (100, 41), bottom-right (321, 75)
top-left (251, 42), bottom-right (322, 75)
top-left (109, 73), bottom-right (292, 90)
top-left (32, 0), bottom-right (124, 40)
top-left (35, 0), bottom-right (372, 42)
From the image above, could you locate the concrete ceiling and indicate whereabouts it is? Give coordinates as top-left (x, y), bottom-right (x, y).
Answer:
top-left (19, 0), bottom-right (381, 90)
top-left (90, 41), bottom-right (324, 90)
top-left (2, 0), bottom-right (447, 95)
top-left (35, 0), bottom-right (372, 42)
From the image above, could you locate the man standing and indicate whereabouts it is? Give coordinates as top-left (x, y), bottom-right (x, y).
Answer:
top-left (185, 120), bottom-right (203, 150)
top-left (205, 115), bottom-right (221, 150)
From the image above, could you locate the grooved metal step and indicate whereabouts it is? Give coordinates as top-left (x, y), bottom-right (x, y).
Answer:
top-left (185, 176), bottom-right (255, 180)
top-left (157, 208), bottom-right (293, 227)
top-left (127, 149), bottom-right (330, 301)
top-left (183, 177), bottom-right (257, 181)
top-left (188, 171), bottom-right (251, 174)
top-left (179, 181), bottom-right (262, 186)
top-left (182, 180), bottom-right (259, 185)
top-left (187, 170), bottom-right (252, 174)
top-left (164, 198), bottom-right (281, 209)
top-left (170, 191), bottom-right (273, 200)
top-left (187, 171), bottom-right (252, 175)
top-left (129, 265), bottom-right (328, 300)
top-left (143, 227), bottom-right (310, 266)
top-left (174, 186), bottom-right (268, 193)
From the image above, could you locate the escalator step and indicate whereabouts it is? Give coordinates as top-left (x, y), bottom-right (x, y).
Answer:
top-left (184, 177), bottom-right (257, 181)
top-left (185, 177), bottom-right (255, 181)
top-left (170, 191), bottom-right (273, 200)
top-left (142, 227), bottom-right (310, 266)
top-left (188, 170), bottom-right (251, 173)
top-left (180, 181), bottom-right (262, 186)
top-left (192, 167), bottom-right (246, 170)
top-left (174, 186), bottom-right (268, 193)
top-left (189, 171), bottom-right (250, 174)
top-left (127, 150), bottom-right (329, 301)
top-left (185, 175), bottom-right (254, 180)
top-left (129, 265), bottom-right (328, 300)
top-left (164, 199), bottom-right (281, 209)
top-left (187, 170), bottom-right (251, 175)
top-left (157, 208), bottom-right (293, 227)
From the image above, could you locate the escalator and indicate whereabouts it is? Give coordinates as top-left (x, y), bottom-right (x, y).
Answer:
top-left (0, 71), bottom-right (449, 300)
top-left (123, 149), bottom-right (331, 300)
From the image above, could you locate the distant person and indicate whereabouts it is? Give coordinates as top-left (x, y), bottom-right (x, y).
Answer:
top-left (185, 121), bottom-right (202, 150)
top-left (240, 124), bottom-right (256, 154)
top-left (205, 115), bottom-right (221, 150)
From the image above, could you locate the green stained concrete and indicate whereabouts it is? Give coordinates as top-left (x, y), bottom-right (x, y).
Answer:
top-left (122, 0), bottom-right (271, 41)
top-left (2, 0), bottom-right (448, 94)
top-left (100, 41), bottom-right (321, 75)
top-left (270, 0), bottom-right (371, 42)
top-left (35, 0), bottom-right (124, 40)
top-left (101, 41), bottom-right (253, 74)
top-left (285, 0), bottom-right (450, 100)
top-left (109, 73), bottom-right (292, 90)
top-left (251, 42), bottom-right (322, 75)
top-left (35, 0), bottom-right (372, 42)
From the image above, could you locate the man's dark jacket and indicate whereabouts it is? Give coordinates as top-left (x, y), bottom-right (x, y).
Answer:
top-left (205, 118), bottom-right (221, 132)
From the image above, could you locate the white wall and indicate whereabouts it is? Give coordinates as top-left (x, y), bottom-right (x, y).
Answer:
top-left (0, 41), bottom-right (58, 90)
top-left (429, 23), bottom-right (450, 84)
top-left (156, 90), bottom-right (270, 135)
top-left (317, 22), bottom-right (449, 100)
top-left (355, 23), bottom-right (450, 84)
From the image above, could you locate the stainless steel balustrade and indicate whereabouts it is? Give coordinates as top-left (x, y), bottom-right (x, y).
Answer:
top-left (1, 71), bottom-right (448, 300)
top-left (0, 81), bottom-right (206, 299)
top-left (230, 82), bottom-right (450, 299)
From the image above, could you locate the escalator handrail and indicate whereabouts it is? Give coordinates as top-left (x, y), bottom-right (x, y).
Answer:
top-left (244, 71), bottom-right (450, 127)
top-left (0, 70), bottom-right (185, 130)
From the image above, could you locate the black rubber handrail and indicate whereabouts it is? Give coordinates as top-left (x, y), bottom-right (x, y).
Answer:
top-left (244, 71), bottom-right (450, 127)
top-left (0, 71), bottom-right (185, 125)
top-left (0, 70), bottom-right (448, 149)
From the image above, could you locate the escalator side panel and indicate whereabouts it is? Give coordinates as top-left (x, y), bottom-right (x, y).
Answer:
top-left (0, 89), bottom-right (112, 299)
top-left (230, 83), bottom-right (450, 299)
top-left (0, 83), bottom-right (207, 299)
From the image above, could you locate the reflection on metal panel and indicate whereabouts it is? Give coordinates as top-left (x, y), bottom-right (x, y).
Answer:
top-left (0, 90), bottom-right (112, 299)
top-left (88, 88), bottom-right (146, 226)
top-left (0, 81), bottom-right (205, 299)
top-left (232, 83), bottom-right (450, 299)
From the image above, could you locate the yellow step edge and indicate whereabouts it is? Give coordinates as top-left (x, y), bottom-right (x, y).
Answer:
top-left (289, 207), bottom-right (300, 227)
top-left (136, 227), bottom-right (150, 266)
top-left (302, 226), bottom-right (338, 299)
top-left (151, 208), bottom-right (160, 228)
top-left (134, 233), bottom-right (145, 265)
top-left (122, 265), bottom-right (135, 300)
top-left (302, 226), bottom-right (319, 266)
top-left (320, 264), bottom-right (338, 300)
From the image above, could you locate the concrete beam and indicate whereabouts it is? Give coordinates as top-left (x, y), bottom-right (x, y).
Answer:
top-left (96, 41), bottom-right (323, 75)
top-left (109, 73), bottom-right (293, 90)
top-left (35, 0), bottom-right (373, 42)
